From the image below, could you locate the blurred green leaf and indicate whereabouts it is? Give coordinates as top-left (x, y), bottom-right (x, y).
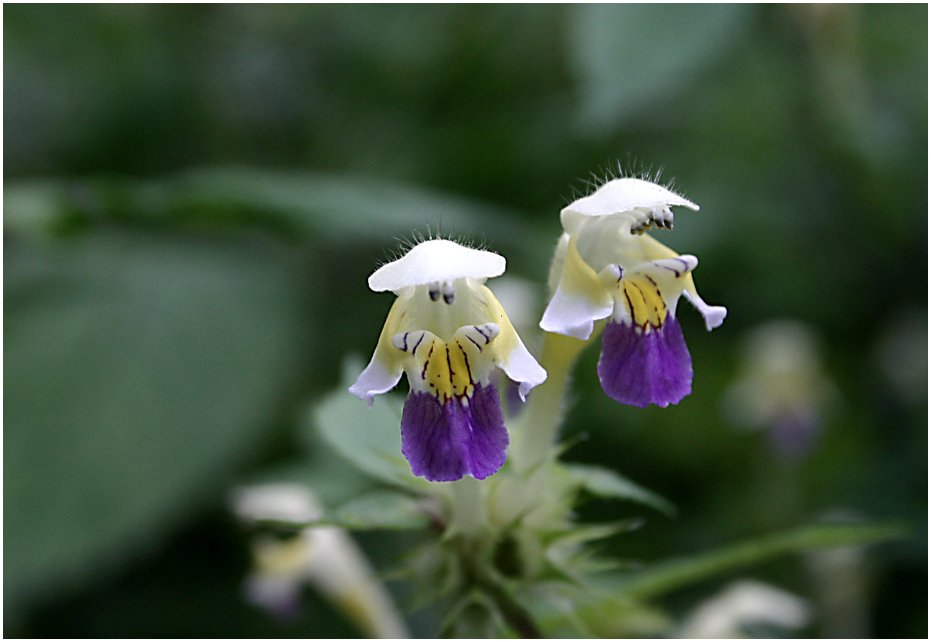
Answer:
top-left (565, 463), bottom-right (677, 517)
top-left (545, 521), bottom-right (643, 579)
top-left (2, 181), bottom-right (69, 238)
top-left (4, 230), bottom-right (306, 614)
top-left (331, 490), bottom-right (432, 530)
top-left (257, 490), bottom-right (430, 531)
top-left (569, 4), bottom-right (754, 133)
top-left (571, 593), bottom-right (672, 639)
top-left (313, 361), bottom-right (431, 491)
top-left (441, 593), bottom-right (504, 639)
top-left (5, 169), bottom-right (556, 277)
top-left (537, 522), bottom-right (907, 637)
top-left (524, 581), bottom-right (671, 638)
top-left (176, 167), bottom-right (526, 240)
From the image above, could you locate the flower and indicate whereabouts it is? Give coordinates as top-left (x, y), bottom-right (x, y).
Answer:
top-left (350, 239), bottom-right (546, 482)
top-left (230, 483), bottom-right (409, 638)
top-left (677, 579), bottom-right (811, 638)
top-left (723, 320), bottom-right (839, 459)
top-left (540, 177), bottom-right (726, 407)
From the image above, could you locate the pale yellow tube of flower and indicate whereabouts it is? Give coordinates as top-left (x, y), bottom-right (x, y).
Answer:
top-left (231, 483), bottom-right (409, 639)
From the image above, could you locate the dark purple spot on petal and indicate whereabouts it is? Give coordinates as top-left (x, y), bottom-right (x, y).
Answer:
top-left (597, 318), bottom-right (692, 408)
top-left (400, 383), bottom-right (508, 482)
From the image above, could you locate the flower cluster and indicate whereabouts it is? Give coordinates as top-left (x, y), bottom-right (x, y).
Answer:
top-left (351, 177), bottom-right (726, 482)
top-left (234, 171), bottom-right (900, 640)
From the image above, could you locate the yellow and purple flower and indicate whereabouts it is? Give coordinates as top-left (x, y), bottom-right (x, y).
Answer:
top-left (350, 239), bottom-right (546, 482)
top-left (540, 177), bottom-right (726, 407)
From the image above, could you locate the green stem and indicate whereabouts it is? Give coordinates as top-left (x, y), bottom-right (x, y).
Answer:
top-left (452, 535), bottom-right (542, 638)
top-left (510, 331), bottom-right (593, 473)
top-left (473, 570), bottom-right (542, 638)
top-left (447, 476), bottom-right (486, 537)
top-left (617, 522), bottom-right (909, 600)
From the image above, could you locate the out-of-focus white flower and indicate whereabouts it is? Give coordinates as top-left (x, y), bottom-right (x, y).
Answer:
top-left (873, 308), bottom-right (927, 406)
top-left (230, 483), bottom-right (409, 639)
top-left (723, 320), bottom-right (839, 458)
top-left (678, 579), bottom-right (812, 638)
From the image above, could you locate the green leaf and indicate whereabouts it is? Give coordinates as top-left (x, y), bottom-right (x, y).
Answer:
top-left (173, 167), bottom-right (558, 277)
top-left (175, 167), bottom-right (528, 240)
top-left (256, 489), bottom-right (430, 531)
top-left (313, 359), bottom-right (431, 491)
top-left (5, 169), bottom-right (557, 282)
top-left (570, 594), bottom-right (672, 639)
top-left (2, 181), bottom-right (69, 238)
top-left (4, 230), bottom-right (306, 614)
top-left (565, 463), bottom-right (677, 517)
top-left (539, 522), bottom-right (906, 637)
top-left (613, 522), bottom-right (909, 600)
top-left (440, 593), bottom-right (507, 639)
top-left (545, 521), bottom-right (643, 580)
top-left (330, 490), bottom-right (432, 530)
top-left (569, 4), bottom-right (754, 133)
top-left (525, 581), bottom-right (671, 638)
top-left (9, 169), bottom-right (549, 258)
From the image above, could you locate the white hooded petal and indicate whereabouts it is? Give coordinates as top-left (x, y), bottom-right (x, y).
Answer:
top-left (561, 178), bottom-right (698, 237)
top-left (368, 239), bottom-right (505, 293)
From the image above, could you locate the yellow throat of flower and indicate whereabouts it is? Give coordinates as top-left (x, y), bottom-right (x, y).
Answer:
top-left (392, 324), bottom-right (500, 404)
top-left (621, 273), bottom-right (669, 332)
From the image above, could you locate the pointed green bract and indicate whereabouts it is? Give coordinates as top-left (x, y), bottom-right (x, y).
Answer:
top-left (565, 463), bottom-right (677, 517)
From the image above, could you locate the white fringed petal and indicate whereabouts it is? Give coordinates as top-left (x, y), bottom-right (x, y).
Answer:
top-left (561, 177), bottom-right (698, 236)
top-left (368, 239), bottom-right (506, 293)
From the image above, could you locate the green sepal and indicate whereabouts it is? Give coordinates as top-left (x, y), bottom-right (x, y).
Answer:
top-left (565, 462), bottom-right (677, 517)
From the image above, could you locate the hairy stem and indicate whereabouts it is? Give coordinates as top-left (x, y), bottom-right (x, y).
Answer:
top-left (510, 331), bottom-right (593, 473)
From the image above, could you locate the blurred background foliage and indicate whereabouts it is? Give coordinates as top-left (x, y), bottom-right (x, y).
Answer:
top-left (4, 4), bottom-right (926, 638)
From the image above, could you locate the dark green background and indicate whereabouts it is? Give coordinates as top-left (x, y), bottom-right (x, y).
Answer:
top-left (5, 4), bottom-right (926, 637)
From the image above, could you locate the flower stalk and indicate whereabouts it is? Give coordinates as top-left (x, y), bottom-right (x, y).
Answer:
top-left (447, 476), bottom-right (487, 538)
top-left (510, 330), bottom-right (595, 473)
